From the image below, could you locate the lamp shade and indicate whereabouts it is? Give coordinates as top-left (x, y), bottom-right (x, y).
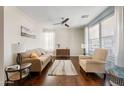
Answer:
top-left (81, 43), bottom-right (85, 49)
top-left (16, 42), bottom-right (26, 53)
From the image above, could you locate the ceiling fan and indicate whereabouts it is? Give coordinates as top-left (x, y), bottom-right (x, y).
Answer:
top-left (53, 17), bottom-right (70, 27)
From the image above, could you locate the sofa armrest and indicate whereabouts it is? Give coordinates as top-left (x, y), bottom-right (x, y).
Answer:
top-left (22, 58), bottom-right (40, 63)
top-left (79, 55), bottom-right (92, 59)
top-left (22, 58), bottom-right (42, 72)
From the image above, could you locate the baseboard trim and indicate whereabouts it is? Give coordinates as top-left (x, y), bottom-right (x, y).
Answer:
top-left (70, 55), bottom-right (79, 57)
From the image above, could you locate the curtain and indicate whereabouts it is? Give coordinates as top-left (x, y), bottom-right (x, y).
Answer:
top-left (84, 27), bottom-right (89, 54)
top-left (114, 6), bottom-right (124, 67)
top-left (44, 30), bottom-right (55, 51)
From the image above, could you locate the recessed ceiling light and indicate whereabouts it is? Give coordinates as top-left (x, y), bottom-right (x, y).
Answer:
top-left (81, 15), bottom-right (89, 18)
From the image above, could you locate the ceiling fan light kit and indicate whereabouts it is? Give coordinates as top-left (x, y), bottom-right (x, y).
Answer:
top-left (81, 15), bottom-right (89, 18)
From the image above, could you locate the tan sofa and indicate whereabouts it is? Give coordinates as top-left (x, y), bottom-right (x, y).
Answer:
top-left (20, 48), bottom-right (53, 72)
top-left (79, 48), bottom-right (108, 73)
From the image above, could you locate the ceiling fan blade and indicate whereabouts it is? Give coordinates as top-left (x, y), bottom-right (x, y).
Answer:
top-left (61, 18), bottom-right (69, 24)
top-left (65, 24), bottom-right (69, 27)
top-left (53, 23), bottom-right (61, 25)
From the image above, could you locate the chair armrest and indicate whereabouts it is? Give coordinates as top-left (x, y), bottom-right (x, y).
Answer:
top-left (86, 60), bottom-right (106, 64)
top-left (79, 55), bottom-right (92, 59)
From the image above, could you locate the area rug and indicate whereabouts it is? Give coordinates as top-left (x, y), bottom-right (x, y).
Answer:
top-left (48, 60), bottom-right (78, 76)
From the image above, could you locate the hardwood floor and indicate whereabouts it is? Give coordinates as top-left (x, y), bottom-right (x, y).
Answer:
top-left (7, 57), bottom-right (104, 86)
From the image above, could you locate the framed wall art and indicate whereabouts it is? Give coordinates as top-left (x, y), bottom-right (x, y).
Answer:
top-left (21, 26), bottom-right (36, 39)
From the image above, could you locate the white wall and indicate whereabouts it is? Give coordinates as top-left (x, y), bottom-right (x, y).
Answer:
top-left (37, 26), bottom-right (84, 56)
top-left (3, 6), bottom-right (85, 68)
top-left (55, 28), bottom-right (84, 56)
top-left (0, 6), bottom-right (4, 85)
top-left (4, 7), bottom-right (43, 66)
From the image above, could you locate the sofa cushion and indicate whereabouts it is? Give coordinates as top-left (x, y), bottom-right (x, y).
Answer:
top-left (30, 52), bottom-right (39, 59)
top-left (39, 55), bottom-right (51, 64)
top-left (21, 48), bottom-right (42, 58)
top-left (35, 48), bottom-right (42, 55)
top-left (38, 48), bottom-right (48, 55)
top-left (21, 50), bottom-right (32, 58)
top-left (39, 55), bottom-right (48, 64)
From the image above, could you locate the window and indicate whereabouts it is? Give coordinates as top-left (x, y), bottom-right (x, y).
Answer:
top-left (87, 15), bottom-right (115, 62)
top-left (88, 24), bottom-right (100, 54)
top-left (84, 27), bottom-right (89, 54)
top-left (101, 15), bottom-right (115, 62)
top-left (44, 31), bottom-right (55, 51)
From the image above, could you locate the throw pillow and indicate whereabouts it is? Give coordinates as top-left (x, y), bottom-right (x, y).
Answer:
top-left (30, 52), bottom-right (39, 58)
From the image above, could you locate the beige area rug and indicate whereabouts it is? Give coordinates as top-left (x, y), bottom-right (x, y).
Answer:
top-left (48, 60), bottom-right (78, 76)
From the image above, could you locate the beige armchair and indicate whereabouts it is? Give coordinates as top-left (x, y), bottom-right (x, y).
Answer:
top-left (79, 48), bottom-right (108, 73)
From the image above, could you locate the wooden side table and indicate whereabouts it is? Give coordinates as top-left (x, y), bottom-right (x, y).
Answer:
top-left (5, 63), bottom-right (32, 85)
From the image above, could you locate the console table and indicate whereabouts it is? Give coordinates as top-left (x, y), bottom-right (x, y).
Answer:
top-left (56, 49), bottom-right (70, 59)
top-left (105, 62), bottom-right (124, 86)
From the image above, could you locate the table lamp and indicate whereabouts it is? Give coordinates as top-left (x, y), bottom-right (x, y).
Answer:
top-left (16, 42), bottom-right (26, 65)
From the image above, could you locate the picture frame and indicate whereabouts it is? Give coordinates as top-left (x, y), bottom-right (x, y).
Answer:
top-left (21, 26), bottom-right (36, 39)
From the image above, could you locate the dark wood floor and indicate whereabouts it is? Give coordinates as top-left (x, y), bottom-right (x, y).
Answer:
top-left (8, 57), bottom-right (105, 86)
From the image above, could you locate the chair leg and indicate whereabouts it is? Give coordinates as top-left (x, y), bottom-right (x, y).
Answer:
top-left (103, 73), bottom-right (106, 80)
top-left (14, 81), bottom-right (19, 86)
top-left (29, 72), bottom-right (32, 80)
top-left (4, 80), bottom-right (8, 86)
top-left (39, 72), bottom-right (42, 76)
top-left (5, 80), bottom-right (15, 86)
top-left (80, 66), bottom-right (88, 77)
top-left (80, 66), bottom-right (81, 68)
top-left (85, 73), bottom-right (88, 76)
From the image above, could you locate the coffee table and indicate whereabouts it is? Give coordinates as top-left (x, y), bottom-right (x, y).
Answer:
top-left (5, 63), bottom-right (32, 85)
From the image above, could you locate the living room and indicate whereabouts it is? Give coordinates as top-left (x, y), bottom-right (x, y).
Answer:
top-left (0, 6), bottom-right (124, 86)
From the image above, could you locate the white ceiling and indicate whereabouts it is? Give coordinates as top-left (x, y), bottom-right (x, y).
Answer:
top-left (17, 6), bottom-right (108, 28)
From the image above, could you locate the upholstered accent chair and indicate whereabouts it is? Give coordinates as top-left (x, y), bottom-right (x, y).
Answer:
top-left (79, 48), bottom-right (108, 73)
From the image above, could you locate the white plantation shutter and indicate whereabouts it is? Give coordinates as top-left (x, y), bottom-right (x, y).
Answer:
top-left (88, 24), bottom-right (100, 54)
top-left (101, 15), bottom-right (115, 63)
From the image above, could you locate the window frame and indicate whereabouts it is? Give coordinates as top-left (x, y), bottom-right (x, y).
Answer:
top-left (88, 23), bottom-right (100, 54)
top-left (87, 14), bottom-right (115, 55)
